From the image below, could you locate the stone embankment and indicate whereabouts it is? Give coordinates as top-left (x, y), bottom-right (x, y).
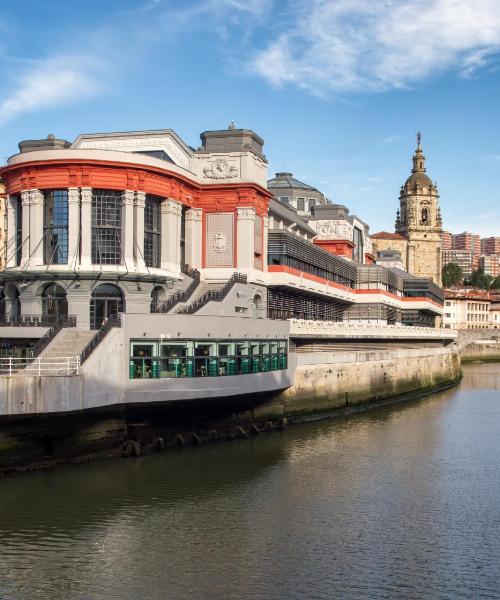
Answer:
top-left (456, 329), bottom-right (500, 362)
top-left (0, 345), bottom-right (461, 473)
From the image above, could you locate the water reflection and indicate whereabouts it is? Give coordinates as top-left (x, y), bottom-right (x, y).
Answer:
top-left (1, 363), bottom-right (500, 599)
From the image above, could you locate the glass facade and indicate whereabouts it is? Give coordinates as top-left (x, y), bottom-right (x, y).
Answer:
top-left (44, 190), bottom-right (69, 264)
top-left (129, 339), bottom-right (288, 379)
top-left (91, 190), bottom-right (122, 264)
top-left (144, 195), bottom-right (161, 268)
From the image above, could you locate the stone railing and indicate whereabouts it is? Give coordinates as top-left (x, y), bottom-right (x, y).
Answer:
top-left (289, 319), bottom-right (458, 339)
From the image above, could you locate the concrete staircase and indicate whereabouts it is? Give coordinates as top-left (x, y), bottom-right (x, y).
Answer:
top-left (34, 328), bottom-right (96, 374)
top-left (172, 282), bottom-right (224, 313)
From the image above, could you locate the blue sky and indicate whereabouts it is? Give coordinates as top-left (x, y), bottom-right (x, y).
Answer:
top-left (1, 0), bottom-right (500, 235)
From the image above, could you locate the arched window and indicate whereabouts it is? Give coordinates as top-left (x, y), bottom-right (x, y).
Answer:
top-left (421, 207), bottom-right (429, 224)
top-left (42, 283), bottom-right (68, 321)
top-left (4, 284), bottom-right (21, 320)
top-left (150, 286), bottom-right (166, 312)
top-left (90, 284), bottom-right (124, 329)
top-left (252, 293), bottom-right (264, 318)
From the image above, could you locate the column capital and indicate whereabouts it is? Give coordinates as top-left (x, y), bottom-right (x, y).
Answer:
top-left (185, 207), bottom-right (203, 222)
top-left (122, 190), bottom-right (135, 206)
top-left (30, 189), bottom-right (44, 204)
top-left (20, 190), bottom-right (31, 206)
top-left (161, 198), bottom-right (182, 216)
top-left (81, 187), bottom-right (92, 204)
top-left (237, 207), bottom-right (256, 220)
top-left (68, 188), bottom-right (80, 204)
top-left (134, 191), bottom-right (146, 208)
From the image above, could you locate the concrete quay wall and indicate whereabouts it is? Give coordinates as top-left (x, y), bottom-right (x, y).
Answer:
top-left (262, 346), bottom-right (461, 420)
top-left (0, 345), bottom-right (461, 472)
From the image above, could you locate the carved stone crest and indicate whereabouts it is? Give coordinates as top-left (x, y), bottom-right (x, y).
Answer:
top-left (313, 220), bottom-right (353, 240)
top-left (213, 232), bottom-right (227, 253)
top-left (203, 159), bottom-right (238, 179)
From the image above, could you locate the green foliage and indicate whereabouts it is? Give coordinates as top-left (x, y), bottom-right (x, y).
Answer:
top-left (442, 262), bottom-right (463, 287)
top-left (467, 268), bottom-right (493, 290)
top-left (490, 276), bottom-right (500, 290)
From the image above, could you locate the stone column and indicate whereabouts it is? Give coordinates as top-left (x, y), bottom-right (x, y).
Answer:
top-left (262, 215), bottom-right (269, 272)
top-left (160, 199), bottom-right (183, 274)
top-left (134, 192), bottom-right (146, 271)
top-left (20, 190), bottom-right (31, 267)
top-left (67, 188), bottom-right (80, 268)
top-left (29, 189), bottom-right (44, 267)
top-left (236, 207), bottom-right (256, 269)
top-left (122, 190), bottom-right (135, 269)
top-left (184, 208), bottom-right (203, 270)
top-left (6, 195), bottom-right (17, 268)
top-left (80, 187), bottom-right (92, 268)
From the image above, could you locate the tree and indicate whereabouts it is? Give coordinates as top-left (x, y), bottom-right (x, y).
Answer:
top-left (468, 268), bottom-right (493, 290)
top-left (442, 262), bottom-right (463, 287)
top-left (490, 276), bottom-right (500, 290)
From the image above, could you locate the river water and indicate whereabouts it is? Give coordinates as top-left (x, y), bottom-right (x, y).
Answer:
top-left (1, 362), bottom-right (500, 600)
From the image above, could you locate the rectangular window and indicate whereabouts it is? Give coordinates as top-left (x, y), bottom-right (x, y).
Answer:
top-left (44, 190), bottom-right (69, 265)
top-left (279, 196), bottom-right (290, 205)
top-left (91, 190), bottom-right (122, 265)
top-left (308, 198), bottom-right (316, 211)
top-left (129, 338), bottom-right (288, 378)
top-left (144, 195), bottom-right (161, 268)
top-left (297, 197), bottom-right (305, 211)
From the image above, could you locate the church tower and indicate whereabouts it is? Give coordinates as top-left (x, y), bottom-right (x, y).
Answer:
top-left (395, 133), bottom-right (443, 284)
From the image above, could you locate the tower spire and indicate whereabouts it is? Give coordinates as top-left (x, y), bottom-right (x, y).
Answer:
top-left (412, 131), bottom-right (425, 173)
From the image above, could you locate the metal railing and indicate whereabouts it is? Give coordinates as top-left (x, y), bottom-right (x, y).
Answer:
top-left (0, 314), bottom-right (58, 327)
top-left (178, 272), bottom-right (247, 315)
top-left (28, 315), bottom-right (77, 359)
top-left (153, 265), bottom-right (200, 313)
top-left (79, 313), bottom-right (122, 365)
top-left (0, 356), bottom-right (80, 377)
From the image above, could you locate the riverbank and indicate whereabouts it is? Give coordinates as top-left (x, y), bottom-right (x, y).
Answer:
top-left (0, 345), bottom-right (461, 474)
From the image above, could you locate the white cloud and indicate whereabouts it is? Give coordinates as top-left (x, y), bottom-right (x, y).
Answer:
top-left (252, 0), bottom-right (500, 94)
top-left (0, 55), bottom-right (104, 124)
top-left (0, 57), bottom-right (102, 123)
top-left (382, 134), bottom-right (402, 144)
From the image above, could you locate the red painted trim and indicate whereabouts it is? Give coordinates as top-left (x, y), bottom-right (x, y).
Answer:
top-left (0, 158), bottom-right (271, 216)
top-left (267, 265), bottom-right (443, 308)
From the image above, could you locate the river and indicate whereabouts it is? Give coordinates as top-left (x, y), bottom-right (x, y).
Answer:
top-left (1, 362), bottom-right (500, 600)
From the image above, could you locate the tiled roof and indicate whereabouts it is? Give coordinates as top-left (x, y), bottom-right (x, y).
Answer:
top-left (371, 231), bottom-right (407, 240)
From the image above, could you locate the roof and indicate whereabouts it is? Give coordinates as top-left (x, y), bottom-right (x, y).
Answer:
top-left (371, 231), bottom-right (407, 240)
top-left (267, 172), bottom-right (321, 193)
top-left (268, 198), bottom-right (316, 236)
top-left (404, 171), bottom-right (434, 189)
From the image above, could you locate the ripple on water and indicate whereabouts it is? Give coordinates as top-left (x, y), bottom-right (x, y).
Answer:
top-left (1, 363), bottom-right (500, 600)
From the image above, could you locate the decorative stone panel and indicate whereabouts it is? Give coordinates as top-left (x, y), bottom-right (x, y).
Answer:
top-left (206, 212), bottom-right (234, 267)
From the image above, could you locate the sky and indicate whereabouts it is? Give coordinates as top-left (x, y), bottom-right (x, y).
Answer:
top-left (0, 0), bottom-right (500, 235)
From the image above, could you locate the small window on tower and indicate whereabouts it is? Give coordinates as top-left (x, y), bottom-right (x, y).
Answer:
top-left (421, 207), bottom-right (429, 224)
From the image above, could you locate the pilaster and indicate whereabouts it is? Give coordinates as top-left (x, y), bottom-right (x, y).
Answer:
top-left (67, 188), bottom-right (80, 267)
top-left (29, 189), bottom-right (44, 267)
top-left (20, 190), bottom-right (31, 267)
top-left (122, 190), bottom-right (135, 269)
top-left (134, 192), bottom-right (146, 270)
top-left (236, 207), bottom-right (256, 269)
top-left (161, 199), bottom-right (182, 274)
top-left (262, 215), bottom-right (269, 272)
top-left (6, 195), bottom-right (17, 268)
top-left (80, 187), bottom-right (92, 268)
top-left (184, 208), bottom-right (203, 270)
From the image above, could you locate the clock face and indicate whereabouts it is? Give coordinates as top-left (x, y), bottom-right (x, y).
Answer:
top-left (213, 159), bottom-right (229, 176)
